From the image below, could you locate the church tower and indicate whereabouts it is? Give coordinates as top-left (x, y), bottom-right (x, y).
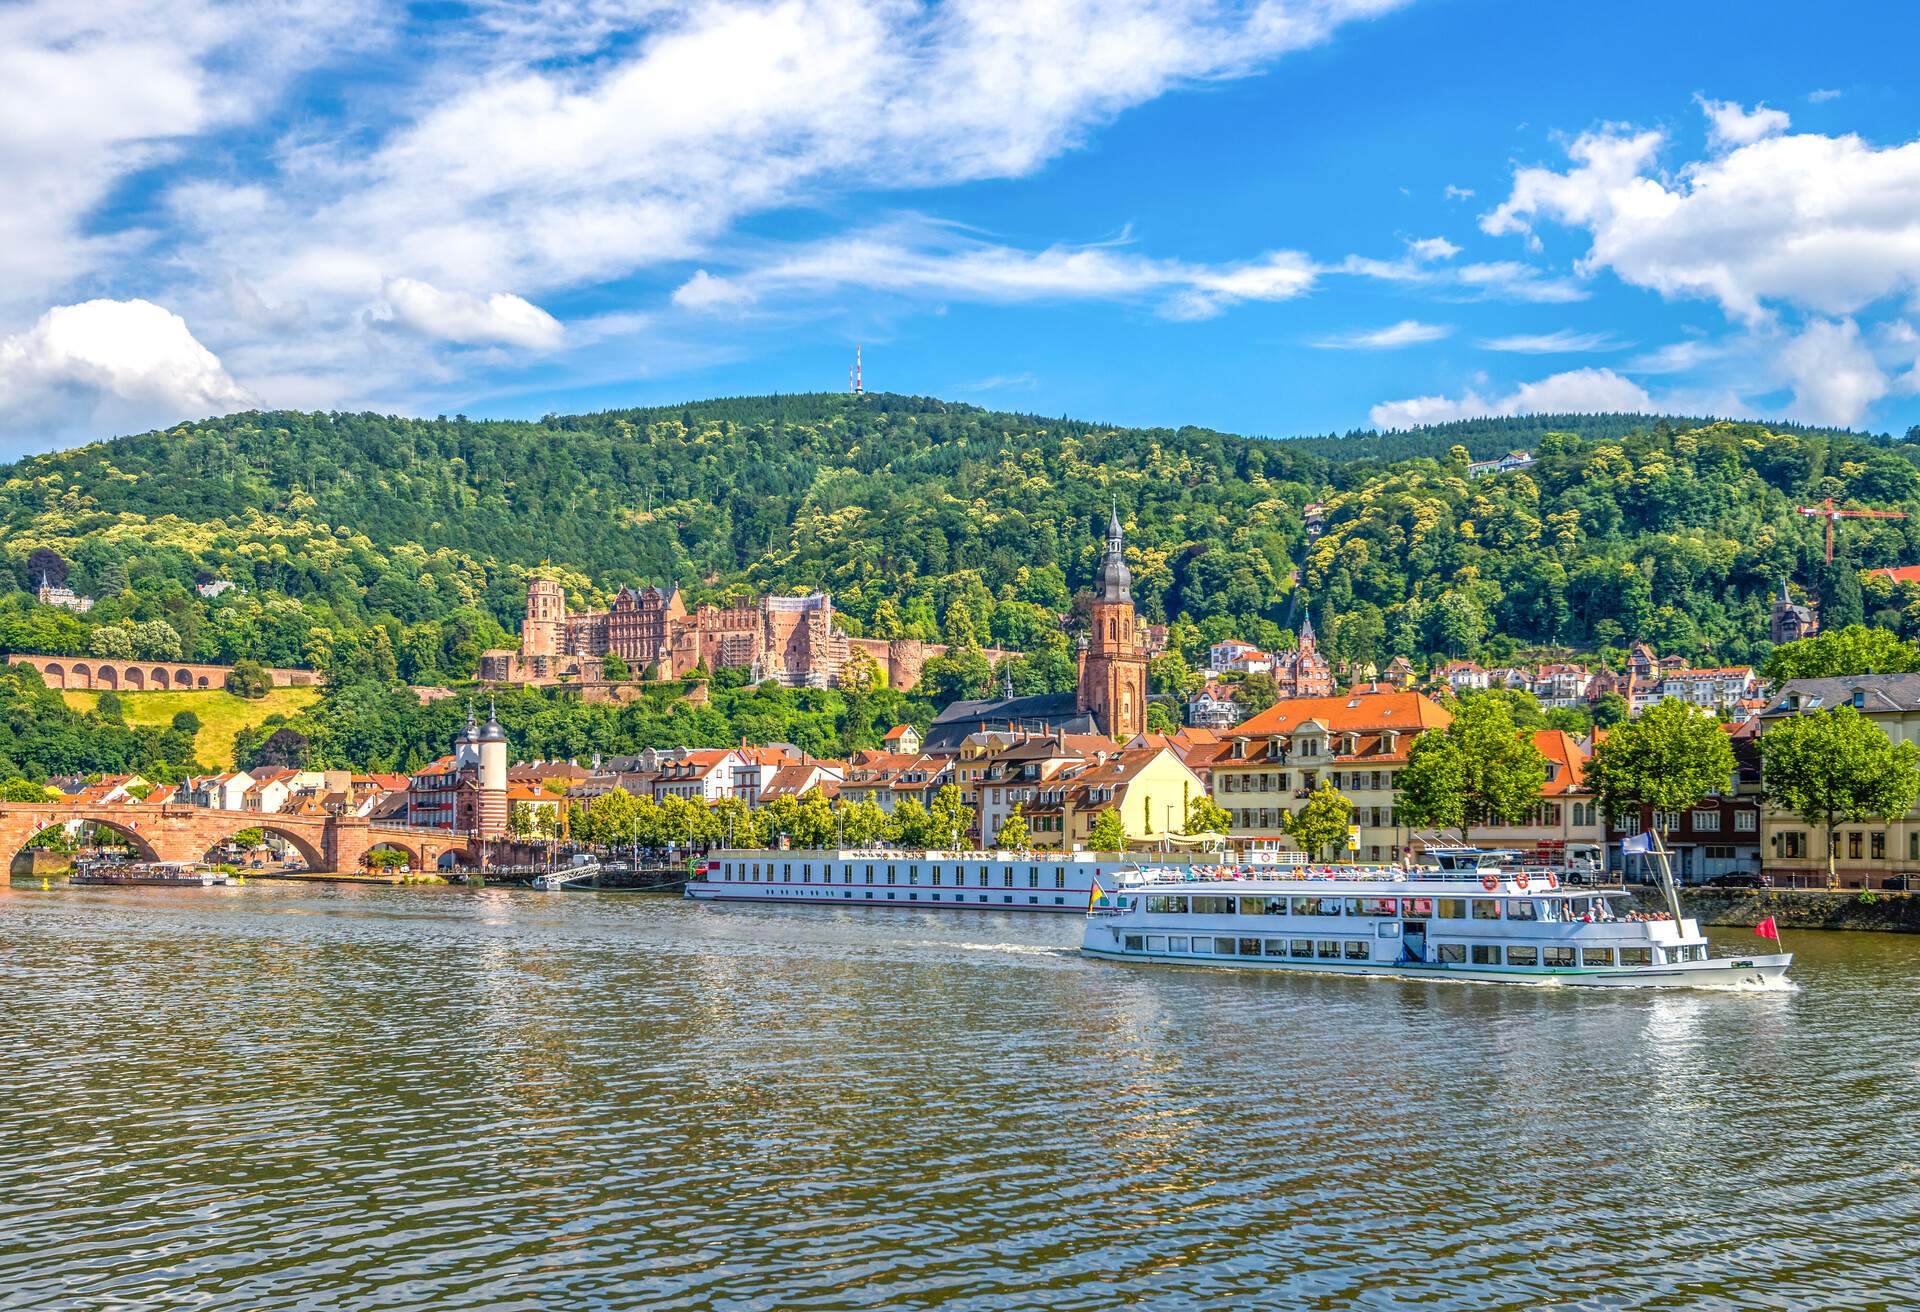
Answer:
top-left (523, 577), bottom-right (566, 660)
top-left (1077, 509), bottom-right (1149, 739)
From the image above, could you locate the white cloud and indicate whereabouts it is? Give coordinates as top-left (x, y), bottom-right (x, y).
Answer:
top-left (1774, 318), bottom-right (1888, 425)
top-left (0, 299), bottom-right (253, 448)
top-left (1370, 366), bottom-right (1654, 429)
top-left (376, 277), bottom-right (563, 349)
top-left (1807, 88), bottom-right (1842, 104)
top-left (1444, 184), bottom-right (1475, 200)
top-left (1313, 319), bottom-right (1452, 349)
top-left (952, 371), bottom-right (1039, 392)
top-left (1334, 251), bottom-right (1585, 302)
top-left (1479, 329), bottom-right (1627, 353)
top-left (1407, 236), bottom-right (1460, 262)
top-left (1696, 95), bottom-right (1791, 150)
top-left (1480, 121), bottom-right (1920, 325)
top-left (671, 269), bottom-right (756, 312)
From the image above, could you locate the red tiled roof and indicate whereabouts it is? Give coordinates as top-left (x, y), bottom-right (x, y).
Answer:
top-left (1235, 691), bottom-right (1452, 738)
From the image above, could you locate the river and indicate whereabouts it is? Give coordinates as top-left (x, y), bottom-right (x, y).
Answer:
top-left (3, 881), bottom-right (1917, 1310)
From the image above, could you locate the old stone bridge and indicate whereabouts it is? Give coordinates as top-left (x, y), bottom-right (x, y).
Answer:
top-left (0, 803), bottom-right (481, 873)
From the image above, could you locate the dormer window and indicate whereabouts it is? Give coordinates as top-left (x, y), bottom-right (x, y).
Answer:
top-left (1851, 689), bottom-right (1865, 708)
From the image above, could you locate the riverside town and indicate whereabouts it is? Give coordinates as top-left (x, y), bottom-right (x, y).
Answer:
top-left (7, 3), bottom-right (1920, 1308)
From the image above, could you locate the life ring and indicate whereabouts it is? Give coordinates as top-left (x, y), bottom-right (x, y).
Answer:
top-left (1514, 871), bottom-right (1530, 891)
top-left (1480, 874), bottom-right (1498, 892)
top-left (1546, 872), bottom-right (1559, 890)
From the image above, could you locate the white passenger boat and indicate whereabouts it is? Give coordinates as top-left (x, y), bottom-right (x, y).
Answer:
top-left (687, 847), bottom-right (1199, 912)
top-left (1082, 848), bottom-right (1790, 988)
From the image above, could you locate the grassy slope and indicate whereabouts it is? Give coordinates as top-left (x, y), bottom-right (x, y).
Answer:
top-left (61, 687), bottom-right (320, 769)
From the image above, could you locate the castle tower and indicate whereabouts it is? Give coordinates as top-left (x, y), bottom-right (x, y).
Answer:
top-left (476, 700), bottom-right (510, 841)
top-left (1077, 508), bottom-right (1148, 739)
top-left (523, 577), bottom-right (566, 660)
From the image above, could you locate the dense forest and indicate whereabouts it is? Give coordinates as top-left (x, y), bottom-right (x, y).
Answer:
top-left (5, 393), bottom-right (1920, 781)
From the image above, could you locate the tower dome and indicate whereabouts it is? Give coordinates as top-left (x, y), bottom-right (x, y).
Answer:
top-left (1096, 506), bottom-right (1132, 604)
top-left (480, 698), bottom-right (507, 743)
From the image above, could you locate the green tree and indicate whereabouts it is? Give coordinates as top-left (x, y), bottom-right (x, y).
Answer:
top-left (602, 653), bottom-right (631, 681)
top-left (1184, 793), bottom-right (1232, 836)
top-left (1397, 697), bottom-right (1547, 831)
top-left (95, 691), bottom-right (125, 724)
top-left (1760, 705), bottom-right (1920, 885)
top-left (170, 710), bottom-right (202, 735)
top-left (1762, 624), bottom-right (1920, 682)
top-left (710, 796), bottom-right (765, 848)
top-left (1284, 782), bottom-right (1353, 858)
top-left (227, 661), bottom-right (271, 699)
top-left (928, 784), bottom-right (976, 850)
top-left (1, 779), bottom-right (54, 801)
top-left (1591, 691), bottom-right (1628, 728)
top-left (994, 803), bottom-right (1031, 850)
top-left (1087, 808), bottom-right (1130, 852)
top-left (836, 797), bottom-right (892, 846)
top-left (890, 797), bottom-right (935, 848)
top-left (1585, 699), bottom-right (1735, 839)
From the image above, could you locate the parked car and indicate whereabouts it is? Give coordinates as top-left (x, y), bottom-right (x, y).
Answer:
top-left (1704, 872), bottom-right (1771, 889)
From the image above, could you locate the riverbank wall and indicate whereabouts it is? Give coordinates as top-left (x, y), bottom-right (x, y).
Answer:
top-left (1631, 886), bottom-right (1920, 934)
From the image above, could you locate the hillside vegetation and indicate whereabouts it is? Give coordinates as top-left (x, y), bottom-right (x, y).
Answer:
top-left (60, 687), bottom-right (320, 770)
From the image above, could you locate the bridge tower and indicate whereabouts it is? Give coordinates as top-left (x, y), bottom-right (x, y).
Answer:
top-left (477, 701), bottom-right (509, 841)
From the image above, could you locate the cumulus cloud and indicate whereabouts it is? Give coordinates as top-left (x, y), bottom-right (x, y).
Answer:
top-left (1444, 184), bottom-right (1475, 200)
top-left (1807, 88), bottom-right (1842, 104)
top-left (1313, 319), bottom-right (1452, 349)
top-left (1480, 120), bottom-right (1920, 325)
top-left (1774, 318), bottom-right (1888, 425)
top-left (1696, 95), bottom-right (1791, 150)
top-left (0, 299), bottom-right (253, 448)
top-left (1370, 366), bottom-right (1654, 430)
top-left (671, 269), bottom-right (756, 312)
top-left (1406, 236), bottom-right (1460, 262)
top-left (376, 277), bottom-right (563, 349)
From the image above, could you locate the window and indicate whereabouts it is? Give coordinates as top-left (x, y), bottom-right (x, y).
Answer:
top-left (1779, 832), bottom-right (1804, 858)
top-left (1873, 832), bottom-right (1886, 860)
top-left (1239, 938), bottom-right (1263, 957)
top-left (1003, 869), bottom-right (1014, 887)
top-left (1293, 896), bottom-right (1342, 916)
top-left (1316, 940), bottom-right (1341, 959)
top-left (1347, 897), bottom-right (1399, 917)
top-left (1544, 947), bottom-right (1574, 967)
top-left (1735, 810), bottom-right (1757, 833)
top-left (1123, 935), bottom-right (1144, 952)
top-left (1145, 895), bottom-right (1189, 914)
top-left (1692, 809), bottom-right (1721, 833)
top-left (1214, 937), bottom-right (1239, 955)
top-left (1240, 896), bottom-right (1288, 915)
top-left (1264, 939), bottom-right (1287, 957)
top-left (1507, 945), bottom-right (1538, 966)
top-left (1055, 871), bottom-right (1066, 889)
top-left (931, 868), bottom-right (941, 886)
top-left (1849, 831), bottom-right (1863, 860)
top-left (1401, 897), bottom-right (1433, 917)
top-left (1619, 946), bottom-right (1652, 966)
top-left (1470, 944), bottom-right (1501, 965)
top-left (1168, 936), bottom-right (1190, 953)
top-left (886, 865), bottom-right (897, 884)
top-left (1582, 947), bottom-right (1615, 967)
top-left (1911, 832), bottom-right (1918, 861)
top-left (1290, 939), bottom-right (1314, 958)
top-left (1191, 896), bottom-right (1236, 915)
top-left (1437, 898), bottom-right (1468, 920)
top-left (1437, 943), bottom-right (1466, 964)
top-left (1507, 899), bottom-right (1537, 921)
top-left (1146, 935), bottom-right (1166, 951)
top-left (1471, 900), bottom-right (1502, 920)
top-left (1344, 940), bottom-right (1370, 960)
top-left (782, 865), bottom-right (792, 883)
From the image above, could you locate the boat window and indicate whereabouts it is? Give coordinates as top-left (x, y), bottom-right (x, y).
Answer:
top-left (887, 865), bottom-right (897, 884)
top-left (1471, 899), bottom-right (1501, 920)
top-left (1290, 939), bottom-right (1313, 958)
top-left (865, 865), bottom-right (874, 884)
top-left (1240, 896), bottom-right (1287, 916)
top-left (931, 868), bottom-right (941, 886)
top-left (1239, 938), bottom-right (1262, 957)
top-left (1146, 935), bottom-right (1166, 951)
top-left (1191, 895), bottom-right (1236, 915)
top-left (1264, 939), bottom-right (1287, 957)
top-left (1293, 896), bottom-right (1342, 917)
top-left (1582, 947), bottom-right (1615, 967)
top-left (1055, 871), bottom-right (1066, 889)
top-left (1401, 896), bottom-right (1433, 917)
top-left (1168, 936), bottom-right (1190, 953)
top-left (1003, 870), bottom-right (1015, 887)
top-left (1544, 947), bottom-right (1575, 967)
top-left (802, 864), bottom-right (812, 883)
top-left (1145, 895), bottom-right (1188, 914)
top-left (1437, 943), bottom-right (1466, 964)
top-left (1028, 869), bottom-right (1039, 888)
top-left (1344, 940), bottom-right (1369, 960)
top-left (1620, 946), bottom-right (1652, 966)
top-left (1507, 945), bottom-right (1538, 966)
top-left (1534, 899), bottom-right (1557, 922)
top-left (1437, 898), bottom-right (1467, 920)
top-left (1507, 899), bottom-right (1537, 921)
top-left (1316, 940), bottom-right (1340, 959)
top-left (1471, 944), bottom-right (1501, 965)
top-left (1349, 897), bottom-right (1398, 917)
top-left (783, 865), bottom-right (792, 883)
top-left (1124, 935), bottom-right (1145, 952)
top-left (1214, 937), bottom-right (1239, 955)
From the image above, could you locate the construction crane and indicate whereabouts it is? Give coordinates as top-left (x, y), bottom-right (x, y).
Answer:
top-left (1796, 497), bottom-right (1909, 565)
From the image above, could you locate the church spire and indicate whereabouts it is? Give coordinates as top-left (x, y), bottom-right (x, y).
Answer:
top-left (1096, 505), bottom-right (1132, 604)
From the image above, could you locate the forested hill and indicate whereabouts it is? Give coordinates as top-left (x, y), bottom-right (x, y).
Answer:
top-left (3, 393), bottom-right (1919, 690)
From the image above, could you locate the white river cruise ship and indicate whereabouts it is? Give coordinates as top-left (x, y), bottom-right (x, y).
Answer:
top-left (687, 848), bottom-right (1195, 912)
top-left (1082, 849), bottom-right (1790, 989)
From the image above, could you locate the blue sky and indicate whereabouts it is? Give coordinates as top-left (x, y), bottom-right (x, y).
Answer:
top-left (3, 0), bottom-right (1919, 459)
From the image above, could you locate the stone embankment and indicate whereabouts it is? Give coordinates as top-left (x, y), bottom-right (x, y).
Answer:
top-left (1631, 886), bottom-right (1920, 934)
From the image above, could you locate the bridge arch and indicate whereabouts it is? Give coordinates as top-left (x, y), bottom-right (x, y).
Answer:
top-left (70, 663), bottom-right (92, 689)
top-left (150, 666), bottom-right (169, 688)
top-left (197, 817), bottom-right (327, 870)
top-left (97, 665), bottom-right (119, 689)
top-left (3, 815), bottom-right (161, 867)
top-left (42, 662), bottom-right (65, 688)
top-left (124, 666), bottom-right (145, 690)
top-left (436, 848), bottom-right (478, 871)
top-left (173, 668), bottom-right (194, 689)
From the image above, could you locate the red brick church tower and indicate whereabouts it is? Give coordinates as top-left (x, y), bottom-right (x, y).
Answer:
top-left (1077, 509), bottom-right (1149, 739)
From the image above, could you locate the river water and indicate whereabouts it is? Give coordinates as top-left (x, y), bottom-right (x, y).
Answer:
top-left (2, 882), bottom-right (1917, 1310)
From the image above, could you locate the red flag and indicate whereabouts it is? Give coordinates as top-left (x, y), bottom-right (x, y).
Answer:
top-left (1753, 915), bottom-right (1780, 942)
